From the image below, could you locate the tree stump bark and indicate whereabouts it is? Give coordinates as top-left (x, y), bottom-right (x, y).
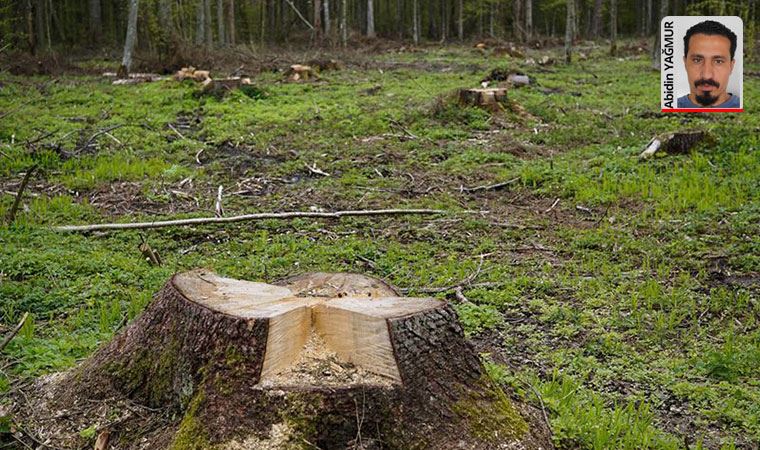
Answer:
top-left (16, 271), bottom-right (552, 450)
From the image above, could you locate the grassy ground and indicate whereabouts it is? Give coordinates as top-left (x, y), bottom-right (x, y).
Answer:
top-left (0, 41), bottom-right (758, 449)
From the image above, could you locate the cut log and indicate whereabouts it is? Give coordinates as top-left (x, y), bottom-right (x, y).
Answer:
top-left (17, 271), bottom-right (552, 450)
top-left (639, 130), bottom-right (712, 159)
top-left (459, 87), bottom-right (508, 110)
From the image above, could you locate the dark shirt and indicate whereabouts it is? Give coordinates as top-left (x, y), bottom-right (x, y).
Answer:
top-left (677, 94), bottom-right (741, 108)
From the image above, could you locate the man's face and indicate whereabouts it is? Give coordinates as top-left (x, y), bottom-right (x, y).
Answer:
top-left (684, 33), bottom-right (735, 106)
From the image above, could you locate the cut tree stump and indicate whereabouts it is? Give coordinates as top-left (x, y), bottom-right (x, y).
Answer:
top-left (16, 271), bottom-right (552, 450)
top-left (459, 87), bottom-right (508, 110)
top-left (200, 77), bottom-right (253, 96)
top-left (286, 64), bottom-right (318, 82)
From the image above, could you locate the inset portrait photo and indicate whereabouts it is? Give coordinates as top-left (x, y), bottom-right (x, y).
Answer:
top-left (660, 16), bottom-right (743, 112)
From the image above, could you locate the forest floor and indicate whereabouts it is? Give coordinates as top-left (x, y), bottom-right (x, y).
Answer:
top-left (0, 40), bottom-right (758, 449)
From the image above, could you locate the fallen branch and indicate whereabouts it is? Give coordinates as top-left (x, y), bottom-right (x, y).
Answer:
top-left (54, 208), bottom-right (455, 232)
top-left (78, 124), bottom-right (126, 152)
top-left (284, 0), bottom-right (314, 30)
top-left (0, 312), bottom-right (29, 352)
top-left (5, 165), bottom-right (38, 225)
top-left (305, 162), bottom-right (330, 177)
top-left (460, 177), bottom-right (520, 193)
top-left (543, 198), bottom-right (560, 214)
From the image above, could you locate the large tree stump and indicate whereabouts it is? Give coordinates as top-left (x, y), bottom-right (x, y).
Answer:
top-left (16, 271), bottom-right (551, 450)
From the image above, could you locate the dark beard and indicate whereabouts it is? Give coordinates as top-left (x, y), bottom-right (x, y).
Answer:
top-left (694, 91), bottom-right (719, 106)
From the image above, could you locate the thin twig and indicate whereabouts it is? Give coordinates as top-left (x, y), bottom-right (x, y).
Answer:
top-left (305, 162), bottom-right (330, 177)
top-left (79, 124), bottom-right (125, 151)
top-left (168, 123), bottom-right (185, 140)
top-left (387, 119), bottom-right (418, 140)
top-left (461, 177), bottom-right (520, 193)
top-left (5, 165), bottom-right (38, 225)
top-left (543, 198), bottom-right (560, 214)
top-left (401, 255), bottom-right (488, 294)
top-left (54, 208), bottom-right (461, 232)
top-left (521, 377), bottom-right (553, 435)
top-left (0, 312), bottom-right (29, 352)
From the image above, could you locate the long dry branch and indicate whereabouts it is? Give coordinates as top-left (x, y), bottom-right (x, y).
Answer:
top-left (54, 208), bottom-right (454, 232)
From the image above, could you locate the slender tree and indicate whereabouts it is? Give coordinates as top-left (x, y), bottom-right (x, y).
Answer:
top-left (457, 0), bottom-right (463, 41)
top-left (340, 0), bottom-right (347, 46)
top-left (412, 0), bottom-right (419, 44)
top-left (205, 0), bottom-right (214, 47)
top-left (217, 0), bottom-right (226, 45)
top-left (119, 0), bottom-right (139, 77)
top-left (609, 0), bottom-right (617, 55)
top-left (652, 0), bottom-right (669, 68)
top-left (89, 0), bottom-right (102, 42)
top-left (324, 0), bottom-right (331, 37)
top-left (314, 0), bottom-right (323, 42)
top-left (366, 0), bottom-right (375, 37)
top-left (196, 0), bottom-right (206, 44)
top-left (565, 0), bottom-right (575, 63)
top-left (591, 0), bottom-right (603, 37)
top-left (525, 0), bottom-right (533, 39)
top-left (228, 0), bottom-right (236, 45)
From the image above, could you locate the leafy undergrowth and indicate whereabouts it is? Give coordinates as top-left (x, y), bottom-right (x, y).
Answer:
top-left (1, 42), bottom-right (758, 449)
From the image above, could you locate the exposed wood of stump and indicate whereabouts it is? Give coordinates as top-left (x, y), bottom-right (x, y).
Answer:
top-left (459, 87), bottom-right (508, 110)
top-left (17, 270), bottom-right (552, 450)
top-left (174, 66), bottom-right (211, 82)
top-left (286, 64), bottom-right (318, 82)
top-left (200, 77), bottom-right (253, 96)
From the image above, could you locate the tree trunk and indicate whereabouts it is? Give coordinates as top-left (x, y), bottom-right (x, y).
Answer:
top-left (457, 0), bottom-right (463, 41)
top-left (26, 0), bottom-right (35, 54)
top-left (513, 0), bottom-right (523, 41)
top-left (609, 0), bottom-right (617, 55)
top-left (217, 0), bottom-right (225, 45)
top-left (89, 0), bottom-right (102, 42)
top-left (314, 0), bottom-right (323, 43)
top-left (591, 0), bottom-right (603, 37)
top-left (366, 0), bottom-right (375, 37)
top-left (565, 0), bottom-right (575, 63)
top-left (652, 0), bottom-right (669, 68)
top-left (205, 0), bottom-right (214, 47)
top-left (324, 0), bottom-right (331, 37)
top-left (340, 0), bottom-right (347, 46)
top-left (525, 0), bottom-right (532, 39)
top-left (158, 0), bottom-right (174, 62)
top-left (228, 0), bottom-right (236, 45)
top-left (412, 0), bottom-right (419, 44)
top-left (119, 0), bottom-right (140, 77)
top-left (16, 271), bottom-right (550, 450)
top-left (196, 0), bottom-right (206, 44)
top-left (646, 0), bottom-right (652, 35)
top-left (34, 0), bottom-right (45, 51)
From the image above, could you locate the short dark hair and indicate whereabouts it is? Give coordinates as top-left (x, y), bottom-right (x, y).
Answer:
top-left (684, 20), bottom-right (738, 60)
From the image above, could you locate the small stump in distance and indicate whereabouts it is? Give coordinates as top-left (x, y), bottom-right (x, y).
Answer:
top-left (458, 87), bottom-right (508, 111)
top-left (18, 271), bottom-right (551, 449)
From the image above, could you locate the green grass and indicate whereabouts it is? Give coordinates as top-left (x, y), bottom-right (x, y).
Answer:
top-left (1, 42), bottom-right (759, 449)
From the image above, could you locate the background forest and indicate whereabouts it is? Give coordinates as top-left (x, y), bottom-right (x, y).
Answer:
top-left (0, 0), bottom-right (757, 63)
